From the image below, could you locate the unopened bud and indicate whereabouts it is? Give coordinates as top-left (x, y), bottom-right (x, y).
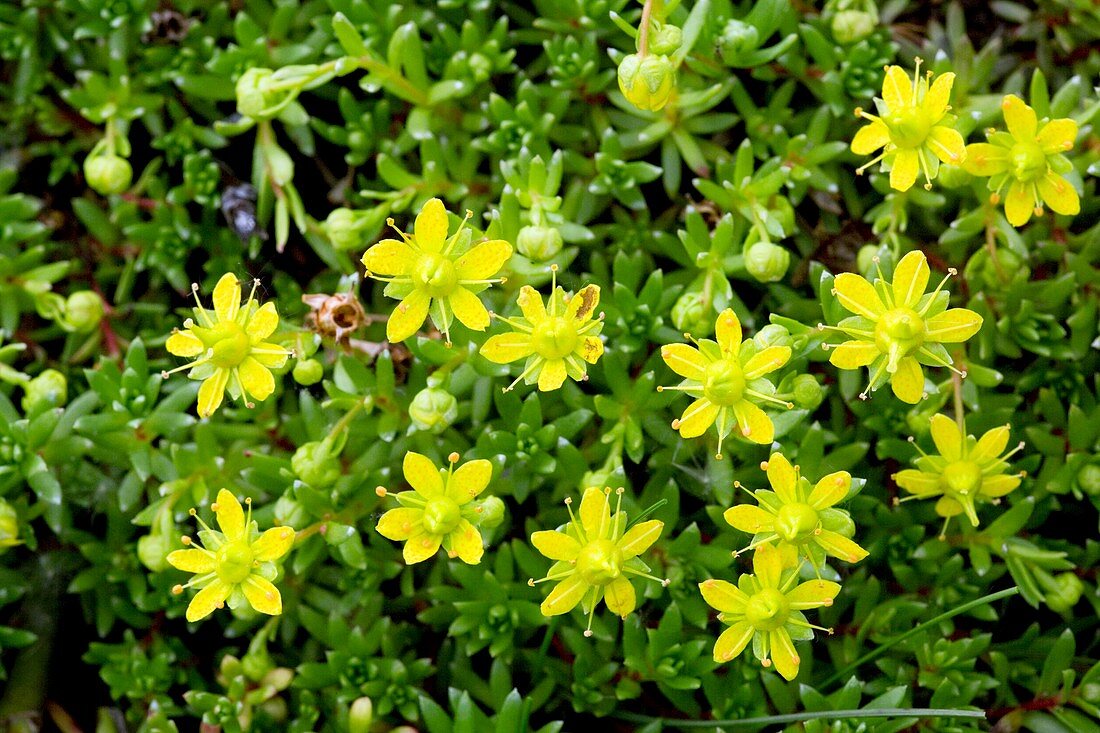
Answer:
top-left (831, 9), bottom-right (877, 45)
top-left (408, 386), bottom-right (459, 434)
top-left (617, 53), bottom-right (676, 112)
top-left (744, 241), bottom-right (791, 283)
top-left (137, 533), bottom-right (170, 572)
top-left (516, 225), bottom-right (564, 260)
top-left (63, 291), bottom-right (104, 333)
top-left (293, 359), bottom-right (324, 386)
top-left (650, 24), bottom-right (683, 55)
top-left (791, 374), bottom-right (824, 410)
top-left (291, 441), bottom-right (341, 489)
top-left (22, 369), bottom-right (67, 414)
top-left (323, 208), bottom-right (371, 252)
top-left (84, 153), bottom-right (132, 195)
top-left (718, 20), bottom-right (760, 62)
top-left (1044, 572), bottom-right (1084, 613)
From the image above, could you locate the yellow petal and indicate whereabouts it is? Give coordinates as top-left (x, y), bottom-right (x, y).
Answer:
top-left (361, 238), bottom-right (415, 275)
top-left (742, 345), bottom-right (791, 380)
top-left (565, 285), bottom-right (600, 321)
top-left (922, 72), bottom-right (954, 119)
top-left (449, 519), bottom-right (483, 564)
top-left (833, 273), bottom-right (885, 320)
top-left (414, 198), bottom-right (449, 251)
top-left (808, 471), bottom-right (851, 510)
top-left (212, 273), bottom-right (241, 322)
top-left (1004, 180), bottom-right (1034, 227)
top-left (713, 621), bottom-right (754, 663)
top-left (403, 531), bottom-right (442, 564)
top-left (787, 579), bottom-right (840, 610)
top-left (448, 459), bottom-right (492, 504)
top-left (1036, 118), bottom-right (1077, 155)
top-left (662, 343), bottom-right (707, 381)
top-left (517, 285), bottom-right (546, 322)
top-left (185, 578), bottom-right (231, 622)
top-left (723, 505), bottom-right (775, 534)
top-left (447, 287), bottom-right (490, 331)
top-left (752, 543), bottom-right (783, 588)
top-left (252, 526), bottom-right (295, 561)
top-left (579, 487), bottom-right (611, 540)
top-left (816, 529), bottom-right (869, 563)
top-left (935, 495), bottom-right (964, 518)
top-left (928, 125), bottom-right (965, 165)
top-left (246, 302), bottom-right (279, 341)
top-left (881, 65), bottom-right (911, 109)
top-left (403, 452), bottom-right (445, 498)
top-left (770, 628), bottom-right (801, 681)
top-left (895, 469), bottom-right (942, 496)
top-left (581, 336), bottom-right (604, 365)
top-left (925, 308), bottom-right (983, 343)
top-left (972, 425), bottom-right (1010, 462)
top-left (167, 330), bottom-right (204, 357)
top-left (715, 309), bottom-right (742, 356)
top-left (1038, 173), bottom-right (1080, 216)
top-left (251, 342), bottom-right (289, 369)
top-left (238, 357), bottom-right (275, 402)
top-left (699, 578), bottom-right (750, 614)
top-left (213, 489), bottom-right (245, 540)
top-left (618, 519), bottom-right (663, 559)
top-left (890, 148), bottom-right (919, 191)
top-left (765, 452), bottom-right (798, 503)
top-left (386, 289), bottom-right (431, 342)
top-left (675, 398), bottom-right (719, 438)
top-left (197, 368), bottom-right (229, 418)
top-left (981, 474), bottom-right (1021, 497)
top-left (829, 340), bottom-right (880, 369)
top-left (242, 575), bottom-right (282, 615)
top-left (962, 143), bottom-right (1010, 177)
top-left (732, 400), bottom-right (774, 445)
top-left (480, 333), bottom-right (534, 363)
top-left (540, 573), bottom-right (588, 616)
top-left (531, 530), bottom-right (582, 561)
top-left (892, 250), bottom-right (930, 308)
top-left (890, 357), bottom-right (924, 404)
top-left (851, 120), bottom-right (889, 155)
top-left (1002, 94), bottom-right (1037, 140)
top-left (454, 240), bottom-right (512, 281)
top-left (377, 507), bottom-right (423, 541)
top-left (167, 549), bottom-right (216, 573)
top-left (537, 358), bottom-right (568, 391)
top-left (603, 575), bottom-right (636, 618)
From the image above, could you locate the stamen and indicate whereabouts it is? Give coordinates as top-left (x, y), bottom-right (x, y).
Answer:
top-left (564, 496), bottom-right (585, 542)
top-left (745, 389), bottom-right (794, 409)
top-left (375, 486), bottom-right (388, 497)
top-left (504, 357), bottom-right (544, 392)
top-left (917, 268), bottom-right (957, 317)
top-left (190, 283), bottom-right (214, 327)
top-left (855, 151), bottom-right (888, 175)
top-left (733, 533), bottom-right (779, 557)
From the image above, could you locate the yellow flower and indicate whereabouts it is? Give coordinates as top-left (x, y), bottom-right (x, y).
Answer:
top-left (962, 94), bottom-right (1080, 227)
top-left (851, 58), bottom-right (966, 191)
top-left (164, 273), bottom-right (292, 418)
top-left (895, 414), bottom-right (1025, 535)
top-left (658, 308), bottom-right (793, 458)
top-left (480, 267), bottom-right (605, 392)
top-left (820, 250), bottom-right (982, 404)
top-left (360, 198), bottom-right (512, 346)
top-left (724, 452), bottom-right (868, 569)
top-left (375, 452), bottom-right (492, 564)
top-left (167, 488), bottom-right (295, 623)
top-left (699, 544), bottom-right (838, 680)
top-left (530, 487), bottom-right (666, 636)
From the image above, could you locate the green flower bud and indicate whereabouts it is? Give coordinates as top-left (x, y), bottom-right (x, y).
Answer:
top-left (1077, 463), bottom-right (1100, 496)
top-left (516, 225), bottom-right (563, 260)
top-left (84, 153), bottom-right (132, 195)
top-left (322, 208), bottom-right (371, 251)
top-left (831, 9), bottom-right (877, 45)
top-left (274, 495), bottom-right (308, 529)
top-left (966, 247), bottom-right (1028, 291)
top-left (63, 291), bottom-right (104, 333)
top-left (474, 496), bottom-right (505, 530)
top-left (137, 532), bottom-right (170, 572)
top-left (650, 24), bottom-right (683, 55)
top-left (408, 386), bottom-right (459, 434)
top-left (236, 67), bottom-right (278, 120)
top-left (1044, 572), bottom-right (1084, 613)
top-left (792, 374), bottom-right (824, 410)
top-left (754, 324), bottom-right (791, 350)
top-left (293, 359), bottom-right (324, 386)
top-left (349, 697), bottom-right (374, 733)
top-left (857, 245), bottom-right (879, 275)
top-left (744, 241), bottom-right (791, 283)
top-left (671, 291), bottom-right (713, 336)
top-left (0, 500), bottom-right (20, 552)
top-left (22, 369), bottom-right (67, 414)
top-left (718, 20), bottom-right (760, 62)
top-left (291, 441), bottom-right (342, 489)
top-left (617, 53), bottom-right (676, 111)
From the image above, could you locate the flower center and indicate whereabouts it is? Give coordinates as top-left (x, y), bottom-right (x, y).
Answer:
top-left (1010, 141), bottom-right (1048, 182)
top-left (422, 497), bottom-right (462, 536)
top-left (206, 321), bottom-right (251, 368)
top-left (942, 460), bottom-right (983, 496)
top-left (703, 359), bottom-right (746, 406)
top-left (874, 308), bottom-right (925, 354)
top-left (412, 253), bottom-right (458, 297)
top-left (775, 502), bottom-right (819, 543)
top-left (216, 540), bottom-right (255, 584)
top-left (575, 539), bottom-right (623, 586)
top-left (532, 317), bottom-right (579, 359)
top-left (886, 106), bottom-right (931, 149)
top-left (745, 588), bottom-right (790, 631)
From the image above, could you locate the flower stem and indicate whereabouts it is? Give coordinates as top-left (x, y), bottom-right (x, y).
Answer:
top-left (952, 365), bottom-right (966, 435)
top-left (638, 0), bottom-right (654, 56)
